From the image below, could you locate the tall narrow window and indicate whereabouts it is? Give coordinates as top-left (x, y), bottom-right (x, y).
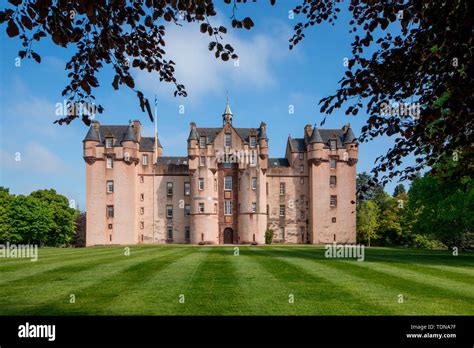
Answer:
top-left (250, 151), bottom-right (257, 166)
top-left (198, 178), bottom-right (204, 191)
top-left (198, 203), bottom-right (205, 213)
top-left (330, 139), bottom-right (337, 150)
top-left (279, 182), bottom-right (285, 195)
top-left (330, 175), bottom-right (337, 186)
top-left (184, 182), bottom-right (191, 196)
top-left (167, 182), bottom-right (173, 196)
top-left (142, 154), bottom-right (148, 165)
top-left (300, 165), bottom-right (304, 173)
top-left (106, 157), bottom-right (113, 169)
top-left (200, 156), bottom-right (206, 166)
top-left (279, 205), bottom-right (285, 217)
top-left (224, 200), bottom-right (232, 215)
top-left (214, 203), bottom-right (217, 213)
top-left (300, 210), bottom-right (305, 219)
top-left (330, 195), bottom-right (337, 207)
top-left (140, 176), bottom-right (144, 183)
top-left (105, 137), bottom-right (113, 148)
top-left (140, 207), bottom-right (144, 215)
top-left (185, 204), bottom-right (191, 217)
top-left (214, 178), bottom-right (217, 191)
top-left (140, 193), bottom-right (144, 201)
top-left (185, 227), bottom-right (190, 240)
top-left (106, 180), bottom-right (114, 193)
top-left (300, 177), bottom-right (304, 185)
top-left (299, 152), bottom-right (304, 160)
top-left (224, 176), bottom-right (232, 191)
top-left (106, 205), bottom-right (114, 218)
top-left (251, 177), bottom-right (257, 190)
top-left (249, 136), bottom-right (256, 148)
top-left (140, 221), bottom-right (144, 229)
top-left (167, 226), bottom-right (173, 240)
top-left (266, 205), bottom-right (269, 215)
top-left (199, 136), bottom-right (206, 148)
top-left (251, 202), bottom-right (257, 213)
top-left (330, 158), bottom-right (337, 169)
top-left (166, 205), bottom-right (173, 218)
top-left (280, 227), bottom-right (285, 241)
top-left (224, 133), bottom-right (232, 147)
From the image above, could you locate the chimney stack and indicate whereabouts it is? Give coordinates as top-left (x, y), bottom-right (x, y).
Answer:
top-left (343, 123), bottom-right (350, 133)
top-left (304, 124), bottom-right (313, 138)
top-left (133, 120), bottom-right (141, 142)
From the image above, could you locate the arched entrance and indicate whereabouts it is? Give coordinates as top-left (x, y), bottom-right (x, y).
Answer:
top-left (223, 228), bottom-right (233, 244)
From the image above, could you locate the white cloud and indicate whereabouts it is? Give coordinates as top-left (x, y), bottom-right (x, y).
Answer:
top-left (0, 142), bottom-right (68, 174)
top-left (134, 18), bottom-right (295, 102)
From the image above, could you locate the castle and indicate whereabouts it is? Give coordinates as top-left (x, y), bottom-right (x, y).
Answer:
top-left (83, 101), bottom-right (358, 245)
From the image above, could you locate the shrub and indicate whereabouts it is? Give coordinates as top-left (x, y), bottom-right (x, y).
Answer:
top-left (265, 229), bottom-right (274, 244)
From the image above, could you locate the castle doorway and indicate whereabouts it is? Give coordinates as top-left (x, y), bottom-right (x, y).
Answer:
top-left (223, 228), bottom-right (233, 244)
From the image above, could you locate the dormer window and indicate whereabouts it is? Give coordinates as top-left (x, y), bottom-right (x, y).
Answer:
top-left (105, 137), bottom-right (113, 148)
top-left (199, 136), bottom-right (206, 148)
top-left (330, 139), bottom-right (337, 150)
top-left (249, 136), bottom-right (256, 148)
top-left (224, 133), bottom-right (232, 147)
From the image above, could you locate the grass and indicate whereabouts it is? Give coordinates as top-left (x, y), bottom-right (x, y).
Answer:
top-left (0, 245), bottom-right (473, 315)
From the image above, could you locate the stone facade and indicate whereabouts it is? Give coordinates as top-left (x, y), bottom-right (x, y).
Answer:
top-left (83, 103), bottom-right (358, 245)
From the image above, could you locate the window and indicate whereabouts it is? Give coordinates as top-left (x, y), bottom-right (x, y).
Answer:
top-left (332, 217), bottom-right (337, 223)
top-left (299, 152), bottom-right (304, 160)
top-left (140, 221), bottom-right (144, 229)
top-left (214, 178), bottom-right (217, 191)
top-left (279, 182), bottom-right (285, 195)
top-left (140, 193), bottom-right (144, 201)
top-left (167, 226), bottom-right (173, 240)
top-left (330, 139), bottom-right (337, 150)
top-left (300, 177), bottom-right (304, 185)
top-left (300, 226), bottom-right (305, 235)
top-left (200, 156), bottom-right (205, 166)
top-left (251, 202), bottom-right (257, 213)
top-left (105, 137), bottom-right (113, 148)
top-left (330, 195), bottom-right (337, 207)
top-left (250, 151), bottom-right (257, 166)
top-left (167, 182), bottom-right (173, 196)
top-left (106, 205), bottom-right (114, 218)
top-left (300, 165), bottom-right (304, 173)
top-left (223, 161), bottom-right (232, 169)
top-left (106, 157), bottom-right (113, 169)
top-left (330, 175), bottom-right (337, 186)
top-left (185, 226), bottom-right (190, 240)
top-left (106, 180), bottom-right (114, 193)
top-left (300, 195), bottom-right (305, 205)
top-left (251, 177), bottom-right (257, 190)
top-left (140, 176), bottom-right (144, 183)
top-left (166, 205), bottom-right (173, 218)
top-left (199, 136), bottom-right (206, 148)
top-left (198, 203), bottom-right (205, 213)
top-left (214, 203), bottom-right (217, 213)
top-left (224, 200), bottom-right (232, 215)
top-left (300, 211), bottom-right (305, 219)
top-left (224, 176), bottom-right (232, 191)
top-left (249, 136), bottom-right (256, 148)
top-left (330, 158), bottom-right (337, 169)
top-left (198, 178), bottom-right (204, 191)
top-left (280, 205), bottom-right (285, 217)
top-left (140, 207), bottom-right (144, 215)
top-left (185, 204), bottom-right (191, 217)
top-left (224, 133), bottom-right (232, 147)
top-left (266, 205), bottom-right (269, 215)
top-left (184, 182), bottom-right (190, 196)
top-left (280, 227), bottom-right (285, 241)
top-left (142, 154), bottom-right (148, 165)
top-left (108, 224), bottom-right (113, 229)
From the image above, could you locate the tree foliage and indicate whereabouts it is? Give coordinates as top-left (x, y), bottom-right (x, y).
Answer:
top-left (356, 200), bottom-right (379, 247)
top-left (0, 187), bottom-right (79, 246)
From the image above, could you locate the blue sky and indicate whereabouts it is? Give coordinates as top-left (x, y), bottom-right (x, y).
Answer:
top-left (0, 2), bottom-right (408, 209)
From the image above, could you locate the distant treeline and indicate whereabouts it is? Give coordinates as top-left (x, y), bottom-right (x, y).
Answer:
top-left (356, 161), bottom-right (473, 250)
top-left (0, 188), bottom-right (79, 247)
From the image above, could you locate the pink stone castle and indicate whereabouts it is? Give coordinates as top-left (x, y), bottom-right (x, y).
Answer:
top-left (83, 101), bottom-right (358, 245)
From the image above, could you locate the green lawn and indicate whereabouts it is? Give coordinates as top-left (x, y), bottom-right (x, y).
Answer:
top-left (0, 245), bottom-right (473, 315)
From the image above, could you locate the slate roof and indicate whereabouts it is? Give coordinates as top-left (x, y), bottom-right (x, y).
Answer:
top-left (268, 158), bottom-right (290, 167)
top-left (192, 127), bottom-right (260, 144)
top-left (289, 128), bottom-right (356, 151)
top-left (156, 156), bottom-right (188, 166)
top-left (84, 124), bottom-right (163, 150)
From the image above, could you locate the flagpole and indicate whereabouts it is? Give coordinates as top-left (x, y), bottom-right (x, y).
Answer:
top-left (153, 95), bottom-right (158, 244)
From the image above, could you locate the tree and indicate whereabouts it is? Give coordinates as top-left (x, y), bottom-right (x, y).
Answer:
top-left (356, 172), bottom-right (383, 205)
top-left (1, 0), bottom-right (471, 185)
top-left (0, 187), bottom-right (14, 243)
top-left (393, 184), bottom-right (406, 197)
top-left (356, 200), bottom-right (379, 247)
